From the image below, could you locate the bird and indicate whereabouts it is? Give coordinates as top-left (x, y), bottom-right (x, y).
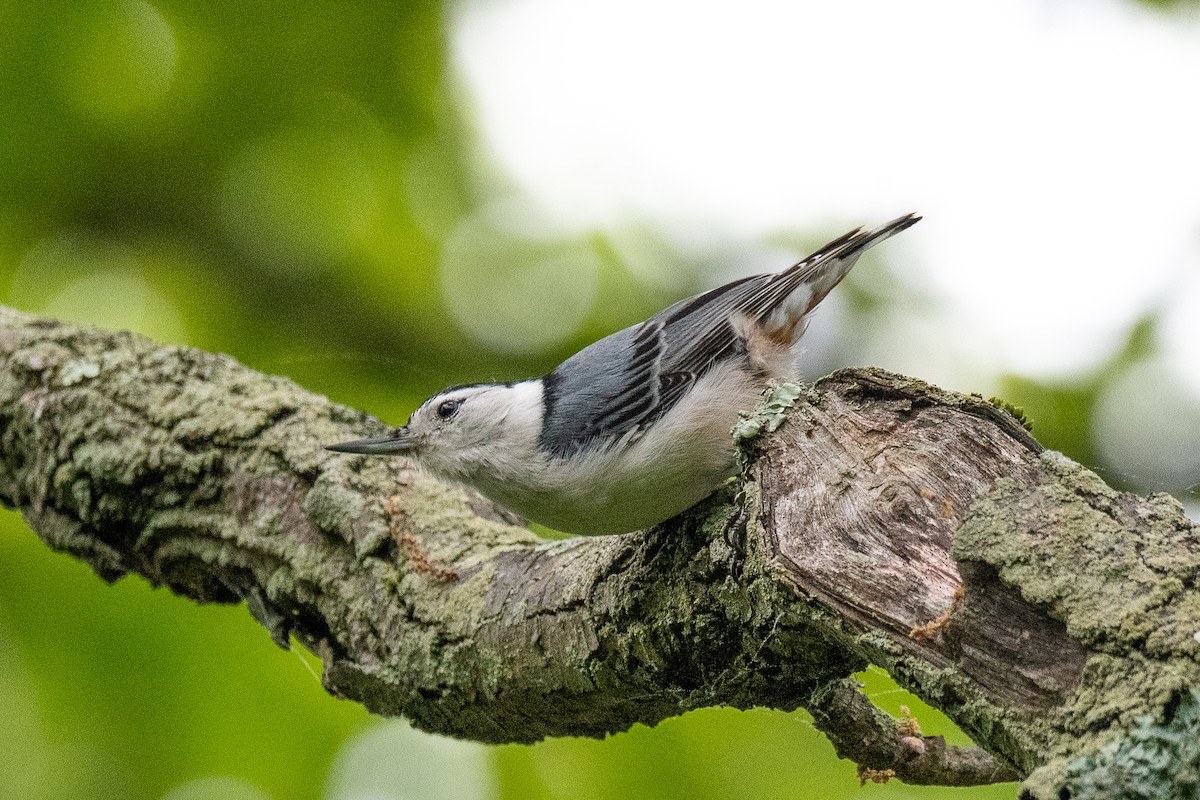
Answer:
top-left (329, 214), bottom-right (919, 535)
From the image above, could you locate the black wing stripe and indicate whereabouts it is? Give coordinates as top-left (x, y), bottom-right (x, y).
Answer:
top-left (578, 320), bottom-right (665, 438)
top-left (586, 383), bottom-right (659, 433)
top-left (652, 372), bottom-right (697, 418)
top-left (598, 370), bottom-right (696, 436)
top-left (662, 274), bottom-right (760, 325)
top-left (592, 398), bottom-right (655, 433)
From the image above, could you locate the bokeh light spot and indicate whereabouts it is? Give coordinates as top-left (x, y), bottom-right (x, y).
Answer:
top-left (221, 114), bottom-right (385, 272)
top-left (7, 233), bottom-right (187, 343)
top-left (1093, 358), bottom-right (1200, 496)
top-left (56, 0), bottom-right (178, 126)
top-left (325, 719), bottom-right (494, 800)
top-left (1163, 264), bottom-right (1200, 399)
top-left (440, 205), bottom-right (600, 354)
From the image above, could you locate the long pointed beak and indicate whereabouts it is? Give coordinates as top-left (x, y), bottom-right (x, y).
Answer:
top-left (326, 428), bottom-right (419, 456)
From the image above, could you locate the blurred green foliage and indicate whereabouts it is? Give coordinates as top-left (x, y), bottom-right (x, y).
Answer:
top-left (0, 511), bottom-right (366, 800)
top-left (2, 1), bottom-right (1192, 799)
top-left (1137, 0), bottom-right (1200, 9)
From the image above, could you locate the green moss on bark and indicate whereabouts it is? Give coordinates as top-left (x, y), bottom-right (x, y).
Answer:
top-left (1061, 687), bottom-right (1200, 800)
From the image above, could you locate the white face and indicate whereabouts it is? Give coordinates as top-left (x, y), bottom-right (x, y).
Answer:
top-left (401, 381), bottom-right (542, 481)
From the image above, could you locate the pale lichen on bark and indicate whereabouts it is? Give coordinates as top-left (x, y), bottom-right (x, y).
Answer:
top-left (3, 304), bottom-right (1199, 796)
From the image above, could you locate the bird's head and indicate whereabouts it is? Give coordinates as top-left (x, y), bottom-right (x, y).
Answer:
top-left (327, 381), bottom-right (542, 481)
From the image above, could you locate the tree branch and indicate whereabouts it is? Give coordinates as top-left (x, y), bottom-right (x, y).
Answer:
top-left (3, 305), bottom-right (1198, 796)
top-left (809, 678), bottom-right (1020, 786)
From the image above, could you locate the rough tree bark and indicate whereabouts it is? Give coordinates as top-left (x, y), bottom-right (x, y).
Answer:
top-left (2, 304), bottom-right (1198, 799)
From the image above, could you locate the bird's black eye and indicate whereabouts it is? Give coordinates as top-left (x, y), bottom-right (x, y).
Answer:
top-left (436, 399), bottom-right (461, 420)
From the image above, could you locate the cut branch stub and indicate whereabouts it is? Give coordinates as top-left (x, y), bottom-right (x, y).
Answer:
top-left (755, 371), bottom-right (1085, 707)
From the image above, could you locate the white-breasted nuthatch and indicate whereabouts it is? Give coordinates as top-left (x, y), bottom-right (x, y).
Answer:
top-left (329, 214), bottom-right (919, 535)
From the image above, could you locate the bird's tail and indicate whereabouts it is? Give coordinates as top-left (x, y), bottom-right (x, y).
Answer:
top-left (764, 213), bottom-right (920, 335)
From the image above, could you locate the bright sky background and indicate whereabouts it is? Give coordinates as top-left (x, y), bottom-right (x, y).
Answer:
top-left (449, 0), bottom-right (1200, 401)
